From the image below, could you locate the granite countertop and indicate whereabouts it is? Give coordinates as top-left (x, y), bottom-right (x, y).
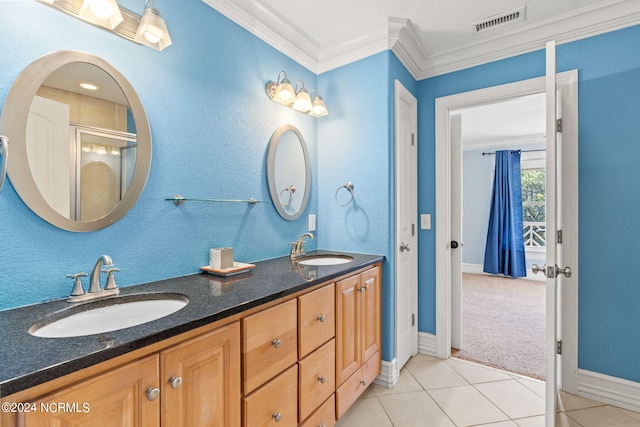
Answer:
top-left (0, 251), bottom-right (383, 397)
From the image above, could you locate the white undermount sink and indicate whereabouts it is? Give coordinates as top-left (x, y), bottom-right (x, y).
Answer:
top-left (29, 293), bottom-right (189, 338)
top-left (296, 254), bottom-right (354, 266)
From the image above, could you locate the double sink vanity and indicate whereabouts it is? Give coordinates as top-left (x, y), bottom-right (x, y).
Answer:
top-left (0, 251), bottom-right (382, 426)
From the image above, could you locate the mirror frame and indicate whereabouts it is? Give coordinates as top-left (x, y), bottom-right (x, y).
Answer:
top-left (0, 50), bottom-right (152, 232)
top-left (266, 124), bottom-right (311, 221)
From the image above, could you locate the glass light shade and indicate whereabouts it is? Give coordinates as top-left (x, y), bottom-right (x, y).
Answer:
top-left (79, 0), bottom-right (123, 29)
top-left (272, 79), bottom-right (295, 106)
top-left (309, 95), bottom-right (328, 117)
top-left (292, 88), bottom-right (312, 113)
top-left (134, 7), bottom-right (172, 51)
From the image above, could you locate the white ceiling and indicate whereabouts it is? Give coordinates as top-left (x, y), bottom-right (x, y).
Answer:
top-left (202, 0), bottom-right (640, 78)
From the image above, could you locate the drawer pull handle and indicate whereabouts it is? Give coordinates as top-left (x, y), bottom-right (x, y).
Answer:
top-left (360, 379), bottom-right (367, 386)
top-left (169, 376), bottom-right (182, 389)
top-left (272, 339), bottom-right (282, 348)
top-left (146, 387), bottom-right (160, 401)
top-left (318, 375), bottom-right (326, 384)
top-left (317, 314), bottom-right (326, 323)
top-left (273, 412), bottom-right (282, 422)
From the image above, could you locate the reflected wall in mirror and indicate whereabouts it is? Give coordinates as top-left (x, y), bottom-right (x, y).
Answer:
top-left (266, 124), bottom-right (311, 221)
top-left (0, 51), bottom-right (151, 231)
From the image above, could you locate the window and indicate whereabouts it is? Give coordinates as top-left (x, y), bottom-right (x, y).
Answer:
top-left (521, 154), bottom-right (546, 248)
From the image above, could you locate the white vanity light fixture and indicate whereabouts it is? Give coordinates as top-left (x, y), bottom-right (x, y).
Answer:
top-left (79, 0), bottom-right (123, 29)
top-left (265, 71), bottom-right (329, 117)
top-left (134, 0), bottom-right (172, 51)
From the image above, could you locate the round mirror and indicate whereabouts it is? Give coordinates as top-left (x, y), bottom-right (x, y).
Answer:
top-left (0, 51), bottom-right (151, 232)
top-left (266, 124), bottom-right (311, 221)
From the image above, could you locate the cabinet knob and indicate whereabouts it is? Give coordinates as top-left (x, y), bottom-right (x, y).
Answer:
top-left (360, 379), bottom-right (367, 386)
top-left (359, 285), bottom-right (368, 292)
top-left (169, 376), bottom-right (183, 389)
top-left (317, 314), bottom-right (326, 323)
top-left (272, 339), bottom-right (282, 348)
top-left (146, 387), bottom-right (160, 401)
top-left (318, 375), bottom-right (326, 384)
top-left (272, 412), bottom-right (282, 422)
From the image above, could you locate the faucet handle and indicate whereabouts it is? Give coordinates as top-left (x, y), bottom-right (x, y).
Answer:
top-left (67, 272), bottom-right (88, 297)
top-left (102, 267), bottom-right (120, 290)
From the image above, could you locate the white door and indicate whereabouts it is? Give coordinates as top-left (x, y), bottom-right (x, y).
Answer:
top-left (394, 80), bottom-right (418, 371)
top-left (450, 113), bottom-right (463, 350)
top-left (27, 96), bottom-right (71, 217)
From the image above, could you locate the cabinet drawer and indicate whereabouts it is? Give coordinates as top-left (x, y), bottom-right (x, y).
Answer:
top-left (243, 299), bottom-right (298, 394)
top-left (299, 339), bottom-right (335, 421)
top-left (300, 394), bottom-right (336, 427)
top-left (336, 350), bottom-right (381, 419)
top-left (298, 283), bottom-right (335, 358)
top-left (243, 364), bottom-right (298, 427)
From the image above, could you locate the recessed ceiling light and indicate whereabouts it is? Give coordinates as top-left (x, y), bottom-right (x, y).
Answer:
top-left (79, 82), bottom-right (99, 91)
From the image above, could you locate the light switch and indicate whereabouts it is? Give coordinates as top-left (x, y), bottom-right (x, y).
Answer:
top-left (420, 214), bottom-right (431, 230)
top-left (308, 214), bottom-right (316, 231)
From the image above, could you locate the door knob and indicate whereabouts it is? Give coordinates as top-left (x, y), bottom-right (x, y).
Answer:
top-left (450, 241), bottom-right (459, 249)
top-left (400, 243), bottom-right (410, 252)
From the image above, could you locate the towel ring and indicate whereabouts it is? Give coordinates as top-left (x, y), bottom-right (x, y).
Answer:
top-left (279, 185), bottom-right (296, 207)
top-left (335, 182), bottom-right (354, 206)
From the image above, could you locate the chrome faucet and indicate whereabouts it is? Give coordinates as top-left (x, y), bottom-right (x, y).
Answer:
top-left (290, 233), bottom-right (314, 260)
top-left (67, 255), bottom-right (119, 302)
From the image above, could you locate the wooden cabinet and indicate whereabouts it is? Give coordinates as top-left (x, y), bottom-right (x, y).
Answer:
top-left (5, 323), bottom-right (241, 427)
top-left (18, 355), bottom-right (160, 427)
top-left (242, 299), bottom-right (298, 394)
top-left (242, 364), bottom-right (298, 427)
top-left (298, 283), bottom-right (335, 358)
top-left (335, 266), bottom-right (381, 419)
top-left (298, 339), bottom-right (335, 421)
top-left (161, 322), bottom-right (240, 427)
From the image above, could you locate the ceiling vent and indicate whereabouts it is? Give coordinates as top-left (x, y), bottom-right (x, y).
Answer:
top-left (472, 6), bottom-right (526, 33)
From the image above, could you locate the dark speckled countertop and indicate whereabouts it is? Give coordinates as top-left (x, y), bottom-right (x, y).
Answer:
top-left (0, 251), bottom-right (383, 397)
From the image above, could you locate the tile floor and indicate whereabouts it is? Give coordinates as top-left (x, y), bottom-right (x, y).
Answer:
top-left (335, 354), bottom-right (640, 427)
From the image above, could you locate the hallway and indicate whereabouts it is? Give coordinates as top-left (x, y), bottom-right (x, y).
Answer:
top-left (335, 354), bottom-right (640, 426)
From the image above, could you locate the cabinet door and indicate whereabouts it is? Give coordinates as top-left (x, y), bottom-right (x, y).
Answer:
top-left (298, 283), bottom-right (335, 358)
top-left (161, 322), bottom-right (241, 427)
top-left (19, 355), bottom-right (159, 427)
top-left (243, 299), bottom-right (298, 394)
top-left (361, 267), bottom-right (381, 362)
top-left (335, 275), bottom-right (361, 386)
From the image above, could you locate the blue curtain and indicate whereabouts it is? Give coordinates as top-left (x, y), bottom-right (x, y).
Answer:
top-left (483, 150), bottom-right (526, 278)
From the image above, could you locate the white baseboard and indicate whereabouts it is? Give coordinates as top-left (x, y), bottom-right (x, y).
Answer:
top-left (576, 369), bottom-right (640, 413)
top-left (375, 358), bottom-right (399, 388)
top-left (418, 332), bottom-right (437, 357)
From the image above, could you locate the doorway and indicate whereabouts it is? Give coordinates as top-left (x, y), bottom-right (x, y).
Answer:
top-left (434, 71), bottom-right (579, 395)
top-left (450, 93), bottom-right (548, 379)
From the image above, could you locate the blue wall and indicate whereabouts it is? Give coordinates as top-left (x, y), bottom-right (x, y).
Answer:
top-left (418, 24), bottom-right (640, 383)
top-left (0, 1), bottom-right (318, 310)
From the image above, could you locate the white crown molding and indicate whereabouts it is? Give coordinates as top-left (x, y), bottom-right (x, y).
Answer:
top-left (202, 0), bottom-right (640, 79)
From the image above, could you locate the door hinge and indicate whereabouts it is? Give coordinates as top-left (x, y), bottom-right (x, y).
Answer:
top-left (412, 313), bottom-right (416, 326)
top-left (557, 340), bottom-right (562, 355)
top-left (557, 230), bottom-right (563, 244)
top-left (556, 118), bottom-right (563, 133)
top-left (412, 224), bottom-right (415, 236)
top-left (411, 133), bottom-right (415, 146)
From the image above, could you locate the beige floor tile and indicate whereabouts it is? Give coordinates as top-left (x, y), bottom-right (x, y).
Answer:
top-left (428, 385), bottom-right (509, 426)
top-left (406, 353), bottom-right (439, 366)
top-left (334, 397), bottom-right (392, 427)
top-left (565, 405), bottom-right (640, 427)
top-left (371, 368), bottom-right (423, 396)
top-left (515, 377), bottom-right (545, 399)
top-left (475, 380), bottom-right (545, 419)
top-left (514, 415), bottom-right (545, 427)
top-left (406, 359), bottom-right (468, 390)
top-left (378, 391), bottom-right (455, 427)
top-left (556, 412), bottom-right (583, 427)
top-left (480, 422), bottom-right (519, 427)
top-left (557, 391), bottom-right (605, 412)
top-left (447, 358), bottom-right (513, 384)
top-left (619, 407), bottom-right (640, 422)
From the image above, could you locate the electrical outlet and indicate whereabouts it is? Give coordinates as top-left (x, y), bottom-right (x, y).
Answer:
top-left (420, 214), bottom-right (431, 230)
top-left (308, 214), bottom-right (316, 231)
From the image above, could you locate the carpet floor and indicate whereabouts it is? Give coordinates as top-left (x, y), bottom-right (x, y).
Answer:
top-left (453, 273), bottom-right (546, 380)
